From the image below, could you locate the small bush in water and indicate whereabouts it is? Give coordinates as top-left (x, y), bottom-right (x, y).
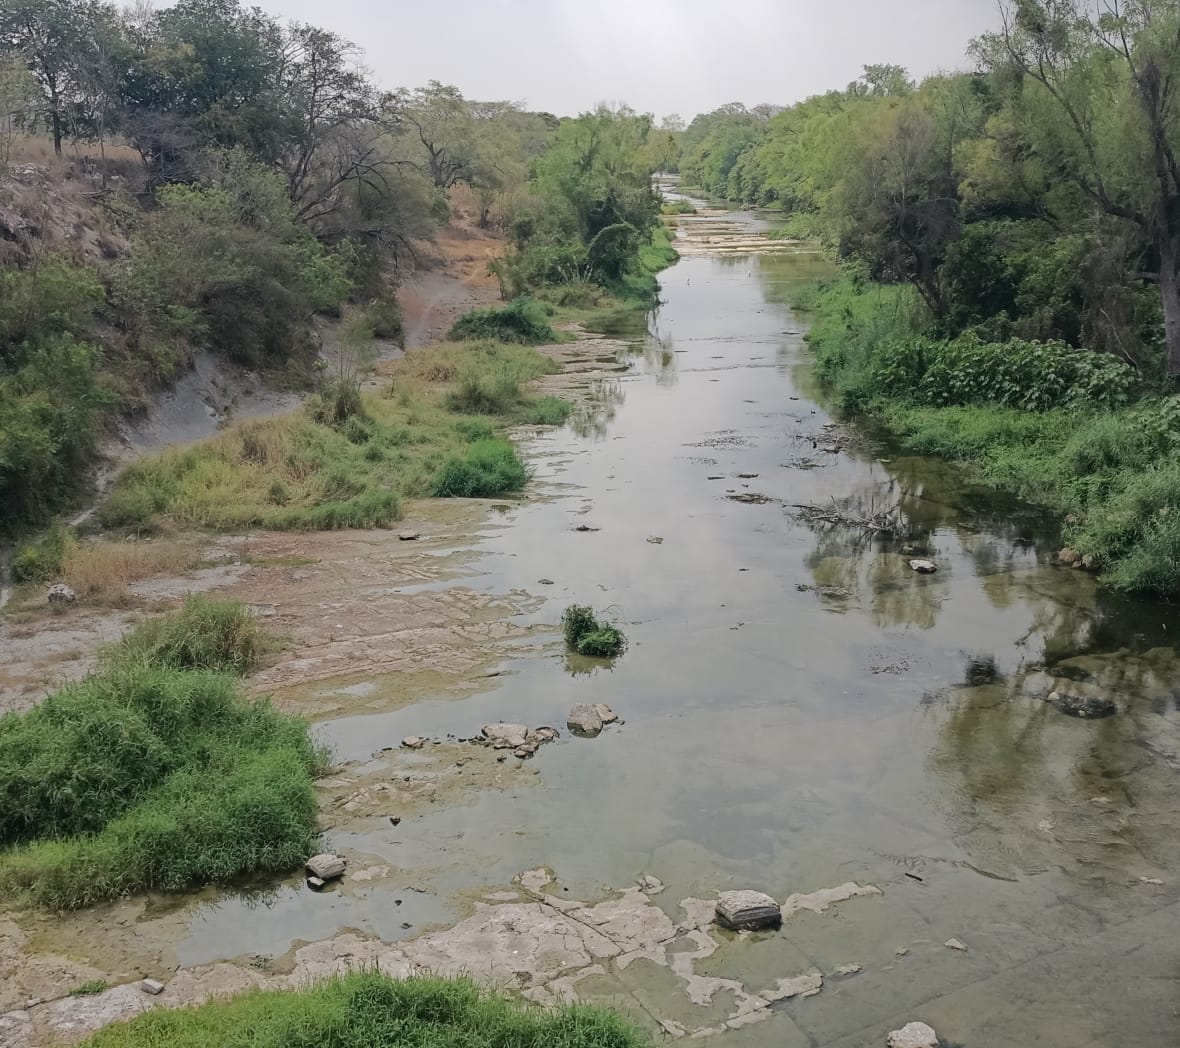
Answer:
top-left (561, 604), bottom-right (626, 657)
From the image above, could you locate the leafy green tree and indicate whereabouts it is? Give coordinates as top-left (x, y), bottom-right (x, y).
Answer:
top-left (386, 81), bottom-right (478, 190)
top-left (976, 0), bottom-right (1180, 375)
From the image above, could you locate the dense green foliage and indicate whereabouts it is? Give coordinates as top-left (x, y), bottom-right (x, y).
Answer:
top-left (430, 438), bottom-right (529, 498)
top-left (804, 277), bottom-right (1180, 595)
top-left (0, 598), bottom-right (325, 909)
top-left (561, 604), bottom-right (626, 658)
top-left (448, 297), bottom-right (555, 344)
top-left (80, 972), bottom-right (651, 1048)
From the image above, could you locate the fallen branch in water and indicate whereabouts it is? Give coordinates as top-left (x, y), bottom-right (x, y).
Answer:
top-left (792, 497), bottom-right (905, 536)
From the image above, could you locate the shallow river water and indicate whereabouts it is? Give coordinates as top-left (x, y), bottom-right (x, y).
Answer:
top-left (30, 195), bottom-right (1180, 1046)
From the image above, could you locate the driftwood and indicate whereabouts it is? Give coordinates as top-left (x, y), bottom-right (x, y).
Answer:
top-left (793, 497), bottom-right (903, 536)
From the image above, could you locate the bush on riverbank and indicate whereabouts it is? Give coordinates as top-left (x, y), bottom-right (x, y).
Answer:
top-left (802, 277), bottom-right (1180, 596)
top-left (96, 341), bottom-right (558, 532)
top-left (448, 297), bottom-right (555, 344)
top-left (0, 602), bottom-right (326, 909)
top-left (80, 972), bottom-right (651, 1048)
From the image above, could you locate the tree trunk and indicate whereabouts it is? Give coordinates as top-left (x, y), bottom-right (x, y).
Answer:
top-left (48, 84), bottom-right (62, 156)
top-left (1160, 235), bottom-right (1180, 377)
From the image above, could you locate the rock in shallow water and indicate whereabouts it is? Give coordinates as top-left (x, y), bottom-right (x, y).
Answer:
top-left (482, 723), bottom-right (529, 748)
top-left (567, 704), bottom-right (603, 737)
top-left (908, 559), bottom-right (938, 575)
top-left (715, 889), bottom-right (782, 931)
top-left (887, 1021), bottom-right (939, 1048)
top-left (306, 853), bottom-right (346, 881)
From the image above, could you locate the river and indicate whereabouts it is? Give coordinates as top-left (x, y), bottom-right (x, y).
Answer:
top-left (12, 191), bottom-right (1180, 1047)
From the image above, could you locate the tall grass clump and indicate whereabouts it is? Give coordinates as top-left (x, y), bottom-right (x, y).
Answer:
top-left (110, 595), bottom-right (275, 673)
top-left (0, 602), bottom-right (327, 909)
top-left (80, 972), bottom-right (652, 1048)
top-left (431, 439), bottom-right (528, 498)
top-left (561, 604), bottom-right (626, 657)
top-left (448, 297), bottom-right (556, 344)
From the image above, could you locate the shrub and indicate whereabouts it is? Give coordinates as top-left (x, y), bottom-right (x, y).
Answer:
top-left (79, 972), bottom-right (652, 1048)
top-left (448, 297), bottom-right (555, 345)
top-left (363, 296), bottom-right (405, 344)
top-left (12, 524), bottom-right (71, 583)
top-left (561, 604), bottom-right (626, 657)
top-left (431, 439), bottom-right (528, 498)
top-left (110, 596), bottom-right (273, 674)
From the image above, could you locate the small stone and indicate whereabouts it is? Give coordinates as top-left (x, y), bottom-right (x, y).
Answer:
top-left (537, 578), bottom-right (555, 585)
top-left (834, 964), bottom-right (862, 975)
top-left (887, 1021), bottom-right (939, 1048)
top-left (567, 704), bottom-right (603, 737)
top-left (401, 736), bottom-right (425, 750)
top-left (1139, 876), bottom-right (1165, 885)
top-left (1057, 547), bottom-right (1081, 566)
top-left (513, 742), bottom-right (539, 759)
top-left (944, 937), bottom-right (968, 952)
top-left (592, 703), bottom-right (618, 724)
top-left (715, 889), bottom-right (782, 931)
top-left (895, 946), bottom-right (909, 956)
top-left (638, 875), bottom-right (665, 895)
top-left (737, 472), bottom-right (759, 479)
top-left (531, 726), bottom-right (560, 743)
top-left (909, 559), bottom-right (938, 575)
top-left (306, 853), bottom-right (346, 881)
top-left (47, 583), bottom-right (76, 605)
top-left (397, 531), bottom-right (420, 541)
top-left (646, 536), bottom-right (664, 544)
top-left (139, 979), bottom-right (165, 996)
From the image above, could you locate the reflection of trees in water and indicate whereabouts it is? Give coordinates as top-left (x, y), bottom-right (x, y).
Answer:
top-left (928, 651), bottom-right (1180, 885)
top-left (569, 379), bottom-right (624, 440)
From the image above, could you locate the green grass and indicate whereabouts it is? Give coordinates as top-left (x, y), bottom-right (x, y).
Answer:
top-left (561, 604), bottom-right (626, 658)
top-left (80, 972), bottom-right (651, 1048)
top-left (110, 595), bottom-right (276, 673)
top-left (0, 600), bottom-right (327, 909)
top-left (97, 340), bottom-right (561, 532)
top-left (801, 276), bottom-right (1180, 597)
top-left (71, 980), bottom-right (110, 997)
top-left (431, 439), bottom-right (528, 498)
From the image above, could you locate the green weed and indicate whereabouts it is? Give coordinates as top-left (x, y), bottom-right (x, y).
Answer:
top-left (79, 972), bottom-right (651, 1048)
top-left (431, 440), bottom-right (528, 498)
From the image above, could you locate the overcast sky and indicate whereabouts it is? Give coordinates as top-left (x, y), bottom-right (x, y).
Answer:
top-left (254, 0), bottom-right (1002, 118)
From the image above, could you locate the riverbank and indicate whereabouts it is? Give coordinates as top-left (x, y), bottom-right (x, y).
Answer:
top-left (797, 275), bottom-right (1180, 598)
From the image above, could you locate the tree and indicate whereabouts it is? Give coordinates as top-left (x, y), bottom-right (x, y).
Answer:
top-left (0, 0), bottom-right (88, 155)
top-left (977, 0), bottom-right (1180, 375)
top-left (385, 81), bottom-right (478, 190)
top-left (0, 53), bottom-right (37, 166)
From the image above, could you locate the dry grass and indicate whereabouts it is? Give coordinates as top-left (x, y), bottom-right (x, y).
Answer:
top-left (61, 537), bottom-right (202, 606)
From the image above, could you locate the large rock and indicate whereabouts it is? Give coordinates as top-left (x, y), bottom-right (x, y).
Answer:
top-left (47, 583), bottom-right (76, 605)
top-left (567, 704), bottom-right (603, 737)
top-left (715, 890), bottom-right (782, 931)
top-left (482, 723), bottom-right (529, 749)
top-left (306, 853), bottom-right (346, 881)
top-left (908, 559), bottom-right (938, 575)
top-left (887, 1021), bottom-right (939, 1048)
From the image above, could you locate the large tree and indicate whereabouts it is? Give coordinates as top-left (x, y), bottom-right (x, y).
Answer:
top-left (977, 0), bottom-right (1180, 375)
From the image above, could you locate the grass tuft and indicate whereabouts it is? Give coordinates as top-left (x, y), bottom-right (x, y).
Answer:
top-left (431, 439), bottom-right (528, 498)
top-left (448, 297), bottom-right (556, 344)
top-left (79, 972), bottom-right (652, 1048)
